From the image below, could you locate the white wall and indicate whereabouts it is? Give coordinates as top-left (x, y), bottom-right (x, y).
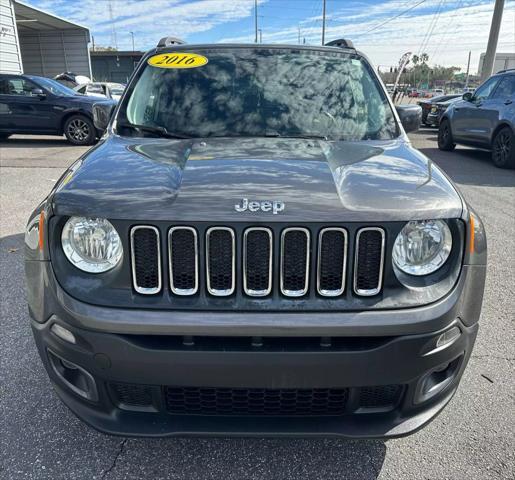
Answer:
top-left (0, 0), bottom-right (23, 74)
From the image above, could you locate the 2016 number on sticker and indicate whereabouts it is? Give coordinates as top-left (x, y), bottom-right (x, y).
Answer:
top-left (148, 53), bottom-right (208, 69)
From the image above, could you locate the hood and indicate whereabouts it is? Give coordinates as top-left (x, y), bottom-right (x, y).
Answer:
top-left (52, 136), bottom-right (463, 222)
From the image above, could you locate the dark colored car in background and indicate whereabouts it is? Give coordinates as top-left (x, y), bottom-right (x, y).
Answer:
top-left (418, 94), bottom-right (461, 125)
top-left (439, 69), bottom-right (515, 168)
top-left (426, 96), bottom-right (462, 127)
top-left (25, 40), bottom-right (486, 439)
top-left (0, 74), bottom-right (115, 145)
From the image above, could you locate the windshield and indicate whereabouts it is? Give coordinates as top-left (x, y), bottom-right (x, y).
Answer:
top-left (33, 77), bottom-right (78, 97)
top-left (121, 47), bottom-right (398, 141)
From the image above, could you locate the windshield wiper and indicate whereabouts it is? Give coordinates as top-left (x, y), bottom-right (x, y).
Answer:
top-left (266, 133), bottom-right (329, 140)
top-left (117, 122), bottom-right (191, 139)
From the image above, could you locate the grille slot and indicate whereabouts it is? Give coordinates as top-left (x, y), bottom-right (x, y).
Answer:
top-left (206, 227), bottom-right (235, 296)
top-left (164, 386), bottom-right (348, 416)
top-left (280, 228), bottom-right (310, 297)
top-left (354, 227), bottom-right (385, 296)
top-left (169, 227), bottom-right (198, 295)
top-left (130, 226), bottom-right (161, 294)
top-left (358, 385), bottom-right (402, 409)
top-left (244, 228), bottom-right (273, 297)
top-left (317, 228), bottom-right (347, 296)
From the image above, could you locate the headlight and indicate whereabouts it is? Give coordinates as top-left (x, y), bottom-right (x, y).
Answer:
top-left (393, 220), bottom-right (452, 276)
top-left (61, 217), bottom-right (123, 273)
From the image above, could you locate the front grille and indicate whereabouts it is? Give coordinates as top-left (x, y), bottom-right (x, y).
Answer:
top-left (358, 385), bottom-right (403, 409)
top-left (354, 228), bottom-right (385, 296)
top-left (164, 387), bottom-right (349, 416)
top-left (206, 227), bottom-right (235, 296)
top-left (130, 226), bottom-right (161, 294)
top-left (317, 228), bottom-right (347, 296)
top-left (169, 227), bottom-right (198, 295)
top-left (280, 228), bottom-right (310, 297)
top-left (129, 224), bottom-right (387, 298)
top-left (244, 228), bottom-right (272, 296)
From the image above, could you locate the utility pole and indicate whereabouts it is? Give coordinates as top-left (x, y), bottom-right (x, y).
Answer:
top-left (481, 0), bottom-right (504, 81)
top-left (298, 25), bottom-right (301, 44)
top-left (130, 32), bottom-right (135, 52)
top-left (465, 50), bottom-right (471, 88)
top-left (321, 0), bottom-right (326, 45)
top-left (258, 29), bottom-right (262, 43)
top-left (254, 0), bottom-right (258, 43)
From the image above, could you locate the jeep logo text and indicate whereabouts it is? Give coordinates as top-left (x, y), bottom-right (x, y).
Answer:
top-left (234, 198), bottom-right (285, 214)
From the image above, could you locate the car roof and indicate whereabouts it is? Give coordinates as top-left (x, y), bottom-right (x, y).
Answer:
top-left (152, 42), bottom-right (358, 56)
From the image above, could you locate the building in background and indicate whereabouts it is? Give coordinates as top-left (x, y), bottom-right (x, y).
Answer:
top-left (478, 52), bottom-right (515, 77)
top-left (0, 0), bottom-right (91, 78)
top-left (90, 50), bottom-right (144, 83)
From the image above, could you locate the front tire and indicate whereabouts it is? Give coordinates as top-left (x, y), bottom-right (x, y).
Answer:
top-left (438, 119), bottom-right (455, 151)
top-left (64, 115), bottom-right (96, 146)
top-left (492, 127), bottom-right (515, 169)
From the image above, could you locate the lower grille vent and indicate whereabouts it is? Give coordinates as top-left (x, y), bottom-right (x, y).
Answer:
top-left (164, 387), bottom-right (349, 416)
top-left (111, 383), bottom-right (153, 407)
top-left (358, 385), bottom-right (402, 409)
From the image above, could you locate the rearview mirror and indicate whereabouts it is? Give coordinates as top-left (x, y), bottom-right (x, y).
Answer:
top-left (32, 88), bottom-right (46, 99)
top-left (395, 104), bottom-right (421, 133)
top-left (92, 101), bottom-right (116, 131)
top-left (462, 92), bottom-right (473, 102)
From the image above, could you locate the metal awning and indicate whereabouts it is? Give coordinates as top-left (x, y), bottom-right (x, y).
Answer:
top-left (14, 0), bottom-right (89, 38)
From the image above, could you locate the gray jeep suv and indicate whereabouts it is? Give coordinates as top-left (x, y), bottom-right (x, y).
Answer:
top-left (25, 40), bottom-right (486, 438)
top-left (438, 69), bottom-right (515, 168)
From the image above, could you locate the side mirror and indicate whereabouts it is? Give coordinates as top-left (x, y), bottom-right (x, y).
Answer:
top-left (32, 88), bottom-right (46, 99)
top-left (462, 92), bottom-right (473, 102)
top-left (396, 104), bottom-right (422, 133)
top-left (92, 102), bottom-right (115, 131)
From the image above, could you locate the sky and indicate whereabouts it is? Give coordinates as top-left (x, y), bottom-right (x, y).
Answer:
top-left (29, 0), bottom-right (515, 74)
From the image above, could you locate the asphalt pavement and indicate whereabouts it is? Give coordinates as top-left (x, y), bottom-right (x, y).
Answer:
top-left (1, 130), bottom-right (514, 479)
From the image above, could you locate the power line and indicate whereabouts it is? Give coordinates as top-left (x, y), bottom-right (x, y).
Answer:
top-left (364, 0), bottom-right (428, 34)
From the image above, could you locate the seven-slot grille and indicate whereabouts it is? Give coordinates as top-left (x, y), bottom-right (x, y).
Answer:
top-left (130, 225), bottom-right (385, 298)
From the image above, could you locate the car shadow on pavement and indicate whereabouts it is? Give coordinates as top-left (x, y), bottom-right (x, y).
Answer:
top-left (2, 231), bottom-right (387, 480)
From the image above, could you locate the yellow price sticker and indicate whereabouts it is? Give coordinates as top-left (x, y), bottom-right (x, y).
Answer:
top-left (147, 52), bottom-right (208, 69)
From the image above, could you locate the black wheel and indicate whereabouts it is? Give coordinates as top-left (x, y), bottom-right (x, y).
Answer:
top-left (492, 127), bottom-right (515, 169)
top-left (64, 115), bottom-right (96, 145)
top-left (0, 133), bottom-right (11, 141)
top-left (438, 119), bottom-right (455, 151)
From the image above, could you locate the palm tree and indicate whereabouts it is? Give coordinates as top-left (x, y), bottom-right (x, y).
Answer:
top-left (420, 53), bottom-right (429, 64)
top-left (412, 54), bottom-right (420, 65)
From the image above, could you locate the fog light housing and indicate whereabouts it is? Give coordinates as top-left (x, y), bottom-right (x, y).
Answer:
top-left (47, 349), bottom-right (98, 401)
top-left (415, 355), bottom-right (463, 404)
top-left (51, 323), bottom-right (76, 344)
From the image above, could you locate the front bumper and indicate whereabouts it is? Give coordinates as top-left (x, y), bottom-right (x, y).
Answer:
top-left (26, 260), bottom-right (485, 438)
top-left (32, 315), bottom-right (478, 438)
